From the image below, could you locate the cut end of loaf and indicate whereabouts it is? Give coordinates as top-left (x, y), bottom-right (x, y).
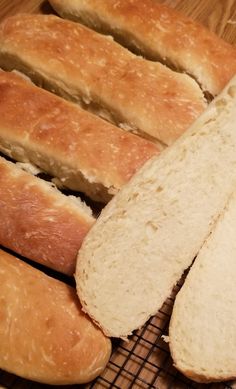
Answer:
top-left (76, 75), bottom-right (236, 339)
top-left (170, 321), bottom-right (236, 384)
top-left (170, 309), bottom-right (236, 383)
top-left (169, 190), bottom-right (236, 384)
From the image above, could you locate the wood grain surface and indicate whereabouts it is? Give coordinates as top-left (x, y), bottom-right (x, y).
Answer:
top-left (0, 0), bottom-right (53, 20)
top-left (0, 0), bottom-right (236, 44)
top-left (161, 0), bottom-right (236, 43)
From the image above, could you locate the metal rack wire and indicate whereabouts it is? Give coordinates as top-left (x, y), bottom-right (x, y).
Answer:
top-left (1, 281), bottom-right (234, 389)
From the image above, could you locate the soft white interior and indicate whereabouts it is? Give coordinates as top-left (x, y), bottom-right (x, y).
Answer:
top-left (169, 190), bottom-right (236, 382)
top-left (76, 79), bottom-right (236, 337)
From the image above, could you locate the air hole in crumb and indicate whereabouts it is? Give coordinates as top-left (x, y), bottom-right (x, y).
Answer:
top-left (146, 220), bottom-right (158, 232)
top-left (203, 117), bottom-right (216, 125)
top-left (132, 192), bottom-right (139, 200)
top-left (215, 98), bottom-right (227, 108)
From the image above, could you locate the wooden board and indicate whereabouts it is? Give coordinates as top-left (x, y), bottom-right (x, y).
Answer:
top-left (0, 1), bottom-right (236, 389)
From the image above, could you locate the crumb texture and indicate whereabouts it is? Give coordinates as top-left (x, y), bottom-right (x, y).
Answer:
top-left (76, 76), bottom-right (236, 337)
top-left (169, 190), bottom-right (236, 383)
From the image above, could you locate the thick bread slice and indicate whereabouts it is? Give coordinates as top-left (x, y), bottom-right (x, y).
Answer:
top-left (0, 156), bottom-right (94, 275)
top-left (169, 191), bottom-right (236, 383)
top-left (0, 249), bottom-right (111, 384)
top-left (0, 71), bottom-right (159, 203)
top-left (49, 0), bottom-right (236, 96)
top-left (0, 14), bottom-right (206, 146)
top-left (76, 76), bottom-right (236, 338)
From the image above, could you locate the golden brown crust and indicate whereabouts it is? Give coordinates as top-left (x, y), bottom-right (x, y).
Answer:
top-left (0, 156), bottom-right (94, 275)
top-left (0, 70), bottom-right (159, 202)
top-left (50, 0), bottom-right (236, 96)
top-left (0, 14), bottom-right (206, 146)
top-left (0, 248), bottom-right (111, 384)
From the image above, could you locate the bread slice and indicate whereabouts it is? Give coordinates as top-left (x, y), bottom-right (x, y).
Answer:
top-left (76, 76), bottom-right (236, 338)
top-left (0, 70), bottom-right (159, 203)
top-left (0, 155), bottom-right (94, 275)
top-left (0, 248), bottom-right (111, 385)
top-left (49, 0), bottom-right (236, 96)
top-left (0, 14), bottom-right (206, 146)
top-left (169, 191), bottom-right (236, 383)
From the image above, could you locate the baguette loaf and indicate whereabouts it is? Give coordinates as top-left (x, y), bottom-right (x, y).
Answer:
top-left (169, 192), bottom-right (236, 383)
top-left (0, 248), bottom-right (111, 384)
top-left (0, 71), bottom-right (159, 203)
top-left (0, 156), bottom-right (94, 275)
top-left (49, 0), bottom-right (236, 96)
top-left (76, 76), bottom-right (236, 338)
top-left (0, 14), bottom-right (206, 146)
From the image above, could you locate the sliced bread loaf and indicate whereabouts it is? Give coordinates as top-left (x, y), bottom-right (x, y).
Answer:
top-left (76, 76), bottom-right (236, 338)
top-left (49, 0), bottom-right (236, 96)
top-left (0, 156), bottom-right (94, 275)
top-left (169, 191), bottom-right (236, 383)
top-left (0, 70), bottom-right (159, 203)
top-left (0, 14), bottom-right (206, 146)
top-left (0, 248), bottom-right (111, 384)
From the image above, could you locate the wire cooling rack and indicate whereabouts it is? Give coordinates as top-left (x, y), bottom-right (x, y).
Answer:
top-left (0, 280), bottom-right (235, 389)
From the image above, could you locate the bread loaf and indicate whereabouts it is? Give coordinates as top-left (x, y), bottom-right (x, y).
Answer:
top-left (0, 156), bottom-right (94, 275)
top-left (169, 191), bottom-right (236, 383)
top-left (0, 248), bottom-right (111, 384)
top-left (76, 76), bottom-right (236, 338)
top-left (0, 70), bottom-right (159, 203)
top-left (49, 0), bottom-right (236, 96)
top-left (0, 14), bottom-right (206, 146)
